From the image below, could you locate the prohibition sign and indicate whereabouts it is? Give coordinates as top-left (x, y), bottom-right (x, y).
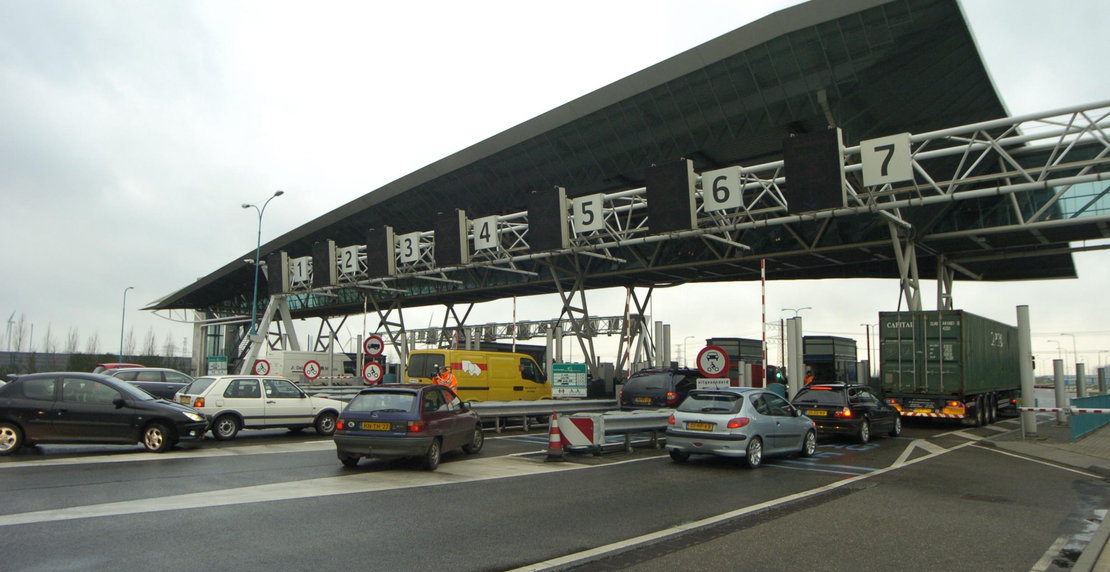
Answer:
top-left (364, 334), bottom-right (384, 357)
top-left (696, 345), bottom-right (730, 378)
top-left (303, 360), bottom-right (321, 381)
top-left (252, 359), bottom-right (271, 376)
top-left (363, 362), bottom-right (384, 384)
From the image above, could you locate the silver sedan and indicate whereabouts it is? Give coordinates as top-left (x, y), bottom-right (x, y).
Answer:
top-left (665, 387), bottom-right (817, 468)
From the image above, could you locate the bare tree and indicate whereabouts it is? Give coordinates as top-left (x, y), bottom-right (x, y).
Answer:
top-left (85, 331), bottom-right (101, 354)
top-left (162, 333), bottom-right (178, 357)
top-left (42, 323), bottom-right (58, 355)
top-left (124, 327), bottom-right (137, 356)
top-left (142, 326), bottom-right (157, 356)
top-left (65, 327), bottom-right (80, 353)
top-left (13, 314), bottom-right (27, 352)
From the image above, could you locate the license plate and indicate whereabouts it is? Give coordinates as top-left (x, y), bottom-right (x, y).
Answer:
top-left (179, 397), bottom-right (191, 406)
top-left (361, 422), bottom-right (391, 431)
top-left (806, 409), bottom-right (827, 417)
top-left (913, 408), bottom-right (933, 413)
top-left (687, 422), bottom-right (714, 431)
top-left (635, 397), bottom-right (652, 404)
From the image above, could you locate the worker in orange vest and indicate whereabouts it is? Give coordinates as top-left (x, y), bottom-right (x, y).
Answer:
top-left (432, 364), bottom-right (458, 393)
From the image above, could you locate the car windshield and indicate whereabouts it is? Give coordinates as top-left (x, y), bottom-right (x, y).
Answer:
top-left (113, 379), bottom-right (156, 401)
top-left (678, 391), bottom-right (744, 414)
top-left (181, 377), bottom-right (216, 395)
top-left (793, 388), bottom-right (847, 406)
top-left (347, 391), bottom-right (416, 413)
top-left (623, 373), bottom-right (669, 391)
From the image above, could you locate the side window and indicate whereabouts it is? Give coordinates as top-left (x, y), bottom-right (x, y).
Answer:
top-left (266, 379), bottom-right (303, 398)
top-left (423, 388), bottom-right (447, 413)
top-left (764, 393), bottom-right (793, 416)
top-left (224, 379), bottom-right (261, 399)
top-left (859, 390), bottom-right (878, 405)
top-left (443, 390), bottom-right (461, 412)
top-left (135, 371), bottom-right (161, 382)
top-left (520, 358), bottom-right (545, 383)
top-left (752, 395), bottom-right (771, 415)
top-left (21, 378), bottom-right (56, 401)
top-left (61, 378), bottom-right (119, 404)
top-left (115, 371), bottom-right (139, 381)
top-left (164, 372), bottom-right (190, 384)
top-left (675, 374), bottom-right (697, 394)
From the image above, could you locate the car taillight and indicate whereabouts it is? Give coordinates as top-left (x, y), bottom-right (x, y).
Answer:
top-left (407, 420), bottom-right (425, 432)
top-left (336, 419), bottom-right (346, 431)
top-left (666, 391), bottom-right (678, 405)
top-left (834, 407), bottom-right (852, 418)
top-left (193, 397), bottom-right (205, 408)
top-left (727, 417), bottom-right (750, 429)
top-left (668, 414), bottom-right (676, 425)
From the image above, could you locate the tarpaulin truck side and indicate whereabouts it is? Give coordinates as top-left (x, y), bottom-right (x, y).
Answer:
top-left (879, 310), bottom-right (1020, 426)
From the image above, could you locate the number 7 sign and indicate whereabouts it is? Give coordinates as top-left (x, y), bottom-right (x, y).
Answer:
top-left (861, 132), bottom-right (912, 187)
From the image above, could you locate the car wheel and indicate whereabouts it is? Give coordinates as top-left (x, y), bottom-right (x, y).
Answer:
top-left (801, 430), bottom-right (816, 457)
top-left (857, 419), bottom-right (871, 444)
top-left (314, 411), bottom-right (337, 436)
top-left (0, 422), bottom-right (23, 456)
top-left (889, 415), bottom-right (902, 437)
top-left (743, 436), bottom-right (763, 469)
top-left (212, 414), bottom-right (240, 441)
top-left (338, 453), bottom-right (360, 468)
top-left (669, 449), bottom-right (690, 463)
top-left (423, 438), bottom-right (442, 471)
top-left (142, 422), bottom-right (173, 453)
top-left (462, 424), bottom-right (484, 454)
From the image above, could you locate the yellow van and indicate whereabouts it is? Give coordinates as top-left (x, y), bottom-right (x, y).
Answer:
top-left (406, 349), bottom-right (550, 402)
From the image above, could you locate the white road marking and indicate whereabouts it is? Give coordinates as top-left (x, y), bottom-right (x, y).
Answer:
top-left (892, 439), bottom-right (946, 467)
top-left (982, 425), bottom-right (1011, 433)
top-left (0, 440), bottom-right (335, 470)
top-left (1030, 536), bottom-right (1070, 572)
top-left (975, 444), bottom-right (1104, 478)
top-left (0, 455), bottom-right (654, 527)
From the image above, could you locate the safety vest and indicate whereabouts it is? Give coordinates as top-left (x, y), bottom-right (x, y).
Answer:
top-left (435, 371), bottom-right (458, 392)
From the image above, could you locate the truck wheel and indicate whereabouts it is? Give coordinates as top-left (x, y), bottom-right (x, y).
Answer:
top-left (743, 437), bottom-right (763, 469)
top-left (988, 395), bottom-right (998, 424)
top-left (857, 420), bottom-right (871, 444)
top-left (973, 397), bottom-right (986, 427)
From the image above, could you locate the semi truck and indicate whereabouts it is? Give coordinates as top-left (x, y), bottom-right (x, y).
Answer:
top-left (879, 310), bottom-right (1020, 426)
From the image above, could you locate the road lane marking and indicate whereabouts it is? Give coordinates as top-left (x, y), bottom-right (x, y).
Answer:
top-left (511, 439), bottom-right (981, 571)
top-left (0, 455), bottom-right (655, 527)
top-left (892, 439), bottom-right (945, 468)
top-left (0, 440), bottom-right (336, 470)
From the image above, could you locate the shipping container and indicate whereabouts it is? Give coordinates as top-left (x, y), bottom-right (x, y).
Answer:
top-left (705, 337), bottom-right (765, 387)
top-left (803, 336), bottom-right (857, 382)
top-left (879, 310), bottom-right (1020, 425)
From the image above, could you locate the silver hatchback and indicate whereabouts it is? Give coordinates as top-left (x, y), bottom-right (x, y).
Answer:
top-left (665, 387), bottom-right (816, 468)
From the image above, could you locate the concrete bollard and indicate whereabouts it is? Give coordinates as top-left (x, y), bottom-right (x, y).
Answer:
top-left (1054, 359), bottom-right (1067, 425)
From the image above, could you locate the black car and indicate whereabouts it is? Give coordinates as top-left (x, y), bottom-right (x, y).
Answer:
top-left (107, 368), bottom-right (194, 400)
top-left (619, 368), bottom-right (699, 410)
top-left (791, 383), bottom-right (901, 443)
top-left (0, 372), bottom-right (209, 455)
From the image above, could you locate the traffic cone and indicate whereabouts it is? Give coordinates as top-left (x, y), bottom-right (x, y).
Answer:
top-left (545, 411), bottom-right (565, 462)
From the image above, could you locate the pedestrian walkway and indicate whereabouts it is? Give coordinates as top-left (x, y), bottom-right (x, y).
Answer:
top-left (984, 417), bottom-right (1110, 571)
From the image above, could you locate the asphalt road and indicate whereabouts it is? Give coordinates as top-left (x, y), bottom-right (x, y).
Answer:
top-left (0, 416), bottom-right (1105, 572)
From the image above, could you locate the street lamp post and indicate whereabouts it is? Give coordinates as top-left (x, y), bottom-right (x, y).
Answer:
top-left (242, 190), bottom-right (285, 335)
top-left (683, 335), bottom-right (695, 367)
top-left (781, 306), bottom-right (812, 318)
top-left (1061, 333), bottom-right (1078, 365)
top-left (859, 323), bottom-right (873, 378)
top-left (119, 286), bottom-right (134, 362)
top-left (1048, 339), bottom-right (1063, 362)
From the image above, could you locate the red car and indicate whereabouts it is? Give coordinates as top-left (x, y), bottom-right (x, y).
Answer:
top-left (93, 363), bottom-right (145, 374)
top-left (334, 383), bottom-right (483, 470)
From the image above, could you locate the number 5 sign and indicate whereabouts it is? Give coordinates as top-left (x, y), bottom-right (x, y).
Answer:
top-left (861, 132), bottom-right (912, 187)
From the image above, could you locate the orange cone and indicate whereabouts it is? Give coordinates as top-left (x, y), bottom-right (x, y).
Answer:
top-left (545, 411), bottom-right (565, 462)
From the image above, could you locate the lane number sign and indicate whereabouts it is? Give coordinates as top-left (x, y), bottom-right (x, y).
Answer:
top-left (571, 194), bottom-right (604, 233)
top-left (701, 167), bottom-right (743, 212)
top-left (472, 215), bottom-right (499, 251)
top-left (861, 132), bottom-right (912, 187)
top-left (302, 360), bottom-right (321, 381)
top-left (253, 359), bottom-right (271, 376)
top-left (363, 362), bottom-right (383, 384)
top-left (363, 334), bottom-right (384, 357)
top-left (398, 231), bottom-right (422, 263)
top-left (338, 245), bottom-right (359, 275)
top-left (696, 345), bottom-right (730, 378)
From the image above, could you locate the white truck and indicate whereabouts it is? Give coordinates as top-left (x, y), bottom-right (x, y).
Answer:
top-left (252, 351), bottom-right (354, 385)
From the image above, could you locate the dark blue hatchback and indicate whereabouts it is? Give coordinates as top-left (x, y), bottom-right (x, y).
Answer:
top-left (333, 383), bottom-right (484, 470)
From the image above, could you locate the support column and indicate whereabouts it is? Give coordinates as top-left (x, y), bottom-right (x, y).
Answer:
top-left (1077, 363), bottom-right (1088, 398)
top-left (787, 317), bottom-right (804, 399)
top-left (1053, 359), bottom-right (1067, 425)
top-left (1017, 305), bottom-right (1036, 436)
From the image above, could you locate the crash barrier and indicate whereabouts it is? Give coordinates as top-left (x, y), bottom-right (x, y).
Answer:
top-left (557, 409), bottom-right (673, 455)
top-left (1019, 398), bottom-right (1110, 440)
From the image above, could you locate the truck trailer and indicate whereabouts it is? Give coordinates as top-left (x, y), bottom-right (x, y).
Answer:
top-left (879, 310), bottom-right (1020, 426)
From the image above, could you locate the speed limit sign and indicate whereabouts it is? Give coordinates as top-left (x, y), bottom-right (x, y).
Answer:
top-left (252, 359), bottom-right (271, 376)
top-left (302, 360), bottom-right (321, 381)
top-left (363, 362), bottom-right (383, 384)
top-left (696, 346), bottom-right (730, 378)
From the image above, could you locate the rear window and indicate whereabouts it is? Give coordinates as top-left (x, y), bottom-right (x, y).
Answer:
top-left (347, 391), bottom-right (417, 413)
top-left (678, 391), bottom-right (744, 414)
top-left (793, 388), bottom-right (847, 406)
top-left (623, 373), bottom-right (671, 391)
top-left (181, 377), bottom-right (217, 395)
top-left (408, 354), bottom-right (445, 379)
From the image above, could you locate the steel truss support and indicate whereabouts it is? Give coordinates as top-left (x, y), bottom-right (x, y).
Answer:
top-left (238, 295), bottom-right (300, 374)
top-left (366, 295), bottom-right (408, 375)
top-left (438, 303), bottom-right (475, 349)
top-left (937, 257), bottom-right (955, 311)
top-left (313, 315), bottom-right (349, 353)
top-left (615, 287), bottom-right (653, 378)
top-left (887, 219), bottom-right (923, 312)
top-left (545, 257), bottom-right (604, 381)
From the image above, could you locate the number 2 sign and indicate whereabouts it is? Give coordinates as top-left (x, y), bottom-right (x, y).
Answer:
top-left (861, 132), bottom-right (912, 187)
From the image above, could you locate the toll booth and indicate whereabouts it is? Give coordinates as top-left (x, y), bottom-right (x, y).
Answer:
top-left (705, 337), bottom-right (765, 387)
top-left (803, 336), bottom-right (857, 383)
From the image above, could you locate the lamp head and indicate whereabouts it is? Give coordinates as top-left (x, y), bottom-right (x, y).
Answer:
top-left (241, 203), bottom-right (251, 209)
top-left (274, 190), bottom-right (284, 197)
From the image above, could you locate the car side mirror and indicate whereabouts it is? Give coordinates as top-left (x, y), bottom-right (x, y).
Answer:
top-left (791, 408), bottom-right (801, 417)
top-left (113, 398), bottom-right (127, 409)
top-left (460, 401), bottom-right (471, 412)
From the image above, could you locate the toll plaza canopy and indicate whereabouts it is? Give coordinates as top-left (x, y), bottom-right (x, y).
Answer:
top-left (149, 0), bottom-right (1110, 322)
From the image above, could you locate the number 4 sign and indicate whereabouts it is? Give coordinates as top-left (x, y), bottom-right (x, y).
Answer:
top-left (861, 132), bottom-right (912, 187)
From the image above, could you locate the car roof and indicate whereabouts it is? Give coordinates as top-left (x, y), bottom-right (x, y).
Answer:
top-left (800, 383), bottom-right (864, 390)
top-left (359, 383), bottom-right (426, 393)
top-left (689, 387), bottom-right (765, 396)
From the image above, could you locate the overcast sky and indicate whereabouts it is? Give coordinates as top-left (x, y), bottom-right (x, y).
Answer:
top-left (1, 0), bottom-right (1107, 375)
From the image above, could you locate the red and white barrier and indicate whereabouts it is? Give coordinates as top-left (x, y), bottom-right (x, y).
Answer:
top-left (557, 414), bottom-right (604, 450)
top-left (1018, 407), bottom-right (1110, 415)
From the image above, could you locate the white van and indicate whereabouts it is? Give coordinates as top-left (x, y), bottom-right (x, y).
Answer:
top-left (406, 350), bottom-right (550, 402)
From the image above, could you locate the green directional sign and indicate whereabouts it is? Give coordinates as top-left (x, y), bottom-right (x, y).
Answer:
top-left (552, 363), bottom-right (587, 398)
top-left (208, 355), bottom-right (228, 375)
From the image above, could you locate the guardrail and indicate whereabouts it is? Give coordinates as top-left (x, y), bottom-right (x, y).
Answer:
top-left (560, 409), bottom-right (673, 455)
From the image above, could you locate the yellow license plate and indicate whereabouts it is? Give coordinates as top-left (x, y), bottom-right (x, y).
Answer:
top-left (913, 408), bottom-right (933, 413)
top-left (635, 397), bottom-right (652, 404)
top-left (179, 397), bottom-right (191, 406)
top-left (361, 422), bottom-right (391, 431)
top-left (806, 410), bottom-right (827, 417)
top-left (687, 422), bottom-right (714, 431)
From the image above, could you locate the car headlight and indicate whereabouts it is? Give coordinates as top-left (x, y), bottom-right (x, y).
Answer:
top-left (182, 411), bottom-right (205, 422)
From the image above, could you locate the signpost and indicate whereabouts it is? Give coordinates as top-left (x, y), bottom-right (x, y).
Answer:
top-left (252, 359), bottom-right (271, 376)
top-left (696, 345), bottom-right (730, 379)
top-left (551, 363), bottom-right (588, 398)
top-left (207, 355), bottom-right (228, 375)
